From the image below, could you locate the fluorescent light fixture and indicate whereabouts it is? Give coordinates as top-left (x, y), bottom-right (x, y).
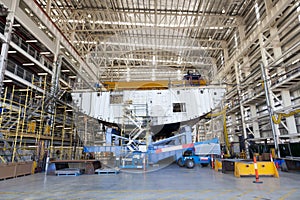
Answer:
top-left (12, 24), bottom-right (21, 27)
top-left (40, 51), bottom-right (51, 55)
top-left (73, 40), bottom-right (97, 45)
top-left (24, 8), bottom-right (31, 14)
top-left (8, 50), bottom-right (17, 53)
top-left (69, 76), bottom-right (77, 79)
top-left (3, 80), bottom-right (13, 82)
top-left (37, 73), bottom-right (48, 75)
top-left (22, 63), bottom-right (34, 66)
top-left (26, 40), bottom-right (38, 43)
top-left (61, 69), bottom-right (70, 72)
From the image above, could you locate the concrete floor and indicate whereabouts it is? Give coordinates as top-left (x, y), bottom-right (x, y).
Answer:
top-left (0, 163), bottom-right (300, 200)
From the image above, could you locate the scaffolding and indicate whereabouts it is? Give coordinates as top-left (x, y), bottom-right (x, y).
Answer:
top-left (0, 74), bottom-right (83, 166)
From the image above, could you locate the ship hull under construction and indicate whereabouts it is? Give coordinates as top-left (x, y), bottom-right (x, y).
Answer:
top-left (72, 86), bottom-right (226, 136)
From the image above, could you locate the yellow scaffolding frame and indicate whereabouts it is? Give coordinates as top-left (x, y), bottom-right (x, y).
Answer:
top-left (18, 76), bottom-right (32, 149)
top-left (36, 75), bottom-right (47, 144)
top-left (12, 88), bottom-right (27, 162)
top-left (0, 75), bottom-right (85, 164)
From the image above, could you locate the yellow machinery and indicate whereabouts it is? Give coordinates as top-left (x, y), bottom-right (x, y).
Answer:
top-left (214, 159), bottom-right (222, 172)
top-left (206, 106), bottom-right (230, 158)
top-left (102, 79), bottom-right (207, 91)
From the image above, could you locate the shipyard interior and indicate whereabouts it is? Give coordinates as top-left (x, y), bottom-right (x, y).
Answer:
top-left (0, 0), bottom-right (300, 199)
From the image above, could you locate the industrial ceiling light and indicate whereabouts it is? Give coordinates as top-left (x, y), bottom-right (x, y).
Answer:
top-left (61, 69), bottom-right (70, 72)
top-left (24, 8), bottom-right (30, 14)
top-left (26, 40), bottom-right (38, 43)
top-left (23, 63), bottom-right (35, 66)
top-left (37, 73), bottom-right (48, 75)
top-left (40, 51), bottom-right (51, 55)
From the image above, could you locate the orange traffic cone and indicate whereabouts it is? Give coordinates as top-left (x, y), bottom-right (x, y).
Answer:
top-left (253, 156), bottom-right (263, 184)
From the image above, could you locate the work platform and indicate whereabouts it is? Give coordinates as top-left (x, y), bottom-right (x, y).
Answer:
top-left (47, 160), bottom-right (101, 175)
top-left (55, 168), bottom-right (82, 176)
top-left (281, 157), bottom-right (300, 172)
top-left (95, 168), bottom-right (120, 175)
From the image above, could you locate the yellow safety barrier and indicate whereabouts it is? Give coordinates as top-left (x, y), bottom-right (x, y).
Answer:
top-left (214, 159), bottom-right (222, 172)
top-left (234, 161), bottom-right (279, 178)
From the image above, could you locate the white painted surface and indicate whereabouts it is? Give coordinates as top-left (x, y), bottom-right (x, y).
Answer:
top-left (72, 86), bottom-right (226, 126)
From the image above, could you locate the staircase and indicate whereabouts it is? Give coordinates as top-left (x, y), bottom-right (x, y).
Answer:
top-left (123, 104), bottom-right (148, 151)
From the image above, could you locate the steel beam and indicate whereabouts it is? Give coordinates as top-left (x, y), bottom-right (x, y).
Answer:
top-left (218, 0), bottom-right (294, 79)
top-left (22, 0), bottom-right (98, 85)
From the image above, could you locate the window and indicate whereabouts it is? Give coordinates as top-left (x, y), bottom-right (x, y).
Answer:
top-left (173, 103), bottom-right (186, 112)
top-left (110, 94), bottom-right (123, 104)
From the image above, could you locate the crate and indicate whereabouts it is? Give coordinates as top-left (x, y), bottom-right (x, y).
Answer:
top-left (0, 161), bottom-right (33, 180)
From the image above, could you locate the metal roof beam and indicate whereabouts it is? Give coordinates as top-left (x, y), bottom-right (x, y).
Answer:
top-left (97, 41), bottom-right (223, 51)
top-left (22, 0), bottom-right (98, 85)
top-left (56, 8), bottom-right (240, 20)
top-left (218, 0), bottom-right (294, 79)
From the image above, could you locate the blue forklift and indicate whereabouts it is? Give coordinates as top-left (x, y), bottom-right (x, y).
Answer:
top-left (177, 138), bottom-right (221, 169)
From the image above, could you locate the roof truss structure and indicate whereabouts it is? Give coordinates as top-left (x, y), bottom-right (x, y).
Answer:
top-left (35, 0), bottom-right (263, 82)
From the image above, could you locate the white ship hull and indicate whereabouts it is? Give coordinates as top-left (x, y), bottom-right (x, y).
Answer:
top-left (72, 86), bottom-right (226, 136)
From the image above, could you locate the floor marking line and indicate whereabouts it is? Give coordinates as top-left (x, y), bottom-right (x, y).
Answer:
top-left (279, 189), bottom-right (297, 200)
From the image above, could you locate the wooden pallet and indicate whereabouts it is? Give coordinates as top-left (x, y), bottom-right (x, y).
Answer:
top-left (95, 168), bottom-right (120, 175)
top-left (55, 168), bottom-right (81, 176)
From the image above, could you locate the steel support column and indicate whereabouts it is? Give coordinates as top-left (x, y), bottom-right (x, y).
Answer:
top-left (0, 0), bottom-right (18, 92)
top-left (234, 61), bottom-right (249, 158)
top-left (260, 63), bottom-right (280, 157)
top-left (250, 105), bottom-right (260, 138)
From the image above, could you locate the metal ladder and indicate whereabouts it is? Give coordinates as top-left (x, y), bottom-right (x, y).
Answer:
top-left (123, 104), bottom-right (146, 151)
